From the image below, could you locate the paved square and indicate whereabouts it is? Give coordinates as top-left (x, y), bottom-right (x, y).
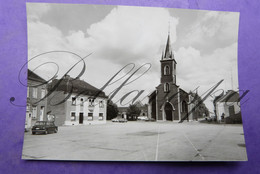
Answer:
top-left (22, 121), bottom-right (247, 161)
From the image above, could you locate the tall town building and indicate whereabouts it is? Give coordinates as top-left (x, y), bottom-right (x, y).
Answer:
top-left (148, 34), bottom-right (192, 122)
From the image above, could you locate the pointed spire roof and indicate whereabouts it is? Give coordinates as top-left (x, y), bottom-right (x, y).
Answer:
top-left (160, 29), bottom-right (176, 63)
top-left (164, 34), bottom-right (171, 58)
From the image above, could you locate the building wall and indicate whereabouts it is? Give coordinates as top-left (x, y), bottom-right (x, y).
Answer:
top-left (188, 95), bottom-right (194, 120)
top-left (65, 94), bottom-right (107, 125)
top-left (160, 60), bottom-right (176, 84)
top-left (26, 80), bottom-right (48, 129)
top-left (224, 102), bottom-right (240, 117)
top-left (148, 92), bottom-right (157, 120)
top-left (216, 102), bottom-right (225, 121)
top-left (216, 101), bottom-right (241, 121)
top-left (47, 91), bottom-right (66, 126)
top-left (156, 83), bottom-right (179, 121)
top-left (179, 90), bottom-right (189, 121)
top-left (47, 91), bottom-right (107, 126)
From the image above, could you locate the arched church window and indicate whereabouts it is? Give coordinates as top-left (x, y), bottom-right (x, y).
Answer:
top-left (164, 65), bottom-right (170, 75)
top-left (164, 83), bottom-right (170, 92)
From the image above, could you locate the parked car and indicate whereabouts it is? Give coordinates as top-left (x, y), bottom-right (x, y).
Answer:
top-left (137, 116), bottom-right (149, 121)
top-left (112, 117), bottom-right (127, 123)
top-left (112, 117), bottom-right (120, 122)
top-left (146, 118), bottom-right (156, 122)
top-left (118, 118), bottom-right (127, 123)
top-left (31, 121), bottom-right (58, 135)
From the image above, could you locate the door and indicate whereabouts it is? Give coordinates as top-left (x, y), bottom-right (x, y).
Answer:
top-left (165, 102), bottom-right (173, 121)
top-left (79, 113), bottom-right (84, 124)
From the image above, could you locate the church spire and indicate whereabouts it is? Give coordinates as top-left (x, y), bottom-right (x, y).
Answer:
top-left (164, 33), bottom-right (172, 59)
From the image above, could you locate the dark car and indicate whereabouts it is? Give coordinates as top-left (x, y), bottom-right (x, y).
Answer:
top-left (32, 121), bottom-right (58, 135)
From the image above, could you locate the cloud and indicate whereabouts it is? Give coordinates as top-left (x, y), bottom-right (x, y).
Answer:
top-left (28, 5), bottom-right (179, 65)
top-left (86, 6), bottom-right (179, 65)
top-left (174, 43), bottom-right (238, 111)
top-left (180, 11), bottom-right (239, 54)
top-left (176, 42), bottom-right (238, 95)
top-left (27, 5), bottom-right (179, 86)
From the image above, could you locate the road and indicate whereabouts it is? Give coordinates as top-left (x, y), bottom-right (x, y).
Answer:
top-left (22, 121), bottom-right (247, 161)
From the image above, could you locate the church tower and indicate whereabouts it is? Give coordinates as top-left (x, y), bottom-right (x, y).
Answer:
top-left (148, 32), bottom-right (190, 122)
top-left (160, 33), bottom-right (177, 87)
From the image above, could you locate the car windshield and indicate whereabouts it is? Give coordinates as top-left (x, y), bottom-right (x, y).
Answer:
top-left (35, 122), bottom-right (46, 125)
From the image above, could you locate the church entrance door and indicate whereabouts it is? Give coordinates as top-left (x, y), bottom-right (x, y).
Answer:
top-left (165, 102), bottom-right (173, 121)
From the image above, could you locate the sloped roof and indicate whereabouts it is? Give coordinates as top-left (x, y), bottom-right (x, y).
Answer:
top-left (48, 76), bottom-right (107, 98)
top-left (28, 69), bottom-right (46, 83)
top-left (216, 90), bottom-right (240, 103)
top-left (179, 88), bottom-right (188, 95)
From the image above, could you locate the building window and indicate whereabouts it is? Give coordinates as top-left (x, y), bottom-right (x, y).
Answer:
top-left (88, 113), bottom-right (93, 121)
top-left (99, 101), bottom-right (104, 108)
top-left (32, 106), bottom-right (37, 119)
top-left (164, 83), bottom-right (169, 92)
top-left (32, 88), bottom-right (37, 98)
top-left (72, 97), bottom-right (76, 105)
top-left (99, 113), bottom-right (104, 120)
top-left (71, 112), bottom-right (76, 121)
top-left (80, 98), bottom-right (84, 106)
top-left (41, 89), bottom-right (45, 99)
top-left (89, 99), bottom-right (94, 106)
top-left (164, 65), bottom-right (170, 75)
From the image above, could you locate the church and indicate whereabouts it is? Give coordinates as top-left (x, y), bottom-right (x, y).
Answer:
top-left (148, 34), bottom-right (194, 122)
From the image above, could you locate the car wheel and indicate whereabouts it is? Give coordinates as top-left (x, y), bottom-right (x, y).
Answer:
top-left (54, 129), bottom-right (57, 133)
top-left (32, 132), bottom-right (35, 135)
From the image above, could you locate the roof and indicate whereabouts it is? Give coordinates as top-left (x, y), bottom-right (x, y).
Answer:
top-left (48, 75), bottom-right (107, 98)
top-left (179, 88), bottom-right (188, 95)
top-left (164, 34), bottom-right (172, 58)
top-left (148, 90), bottom-right (156, 103)
top-left (161, 33), bottom-right (175, 61)
top-left (28, 69), bottom-right (46, 83)
top-left (216, 90), bottom-right (240, 103)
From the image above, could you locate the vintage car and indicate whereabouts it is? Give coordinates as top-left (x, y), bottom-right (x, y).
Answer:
top-left (31, 121), bottom-right (58, 135)
top-left (112, 117), bottom-right (127, 123)
top-left (137, 116), bottom-right (149, 121)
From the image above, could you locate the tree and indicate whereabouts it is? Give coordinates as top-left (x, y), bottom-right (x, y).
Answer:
top-left (191, 92), bottom-right (209, 118)
top-left (127, 104), bottom-right (141, 117)
top-left (106, 100), bottom-right (118, 120)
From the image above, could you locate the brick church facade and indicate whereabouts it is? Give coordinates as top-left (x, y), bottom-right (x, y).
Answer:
top-left (148, 34), bottom-right (192, 122)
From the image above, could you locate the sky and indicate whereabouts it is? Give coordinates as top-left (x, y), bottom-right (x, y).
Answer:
top-left (26, 3), bottom-right (240, 112)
